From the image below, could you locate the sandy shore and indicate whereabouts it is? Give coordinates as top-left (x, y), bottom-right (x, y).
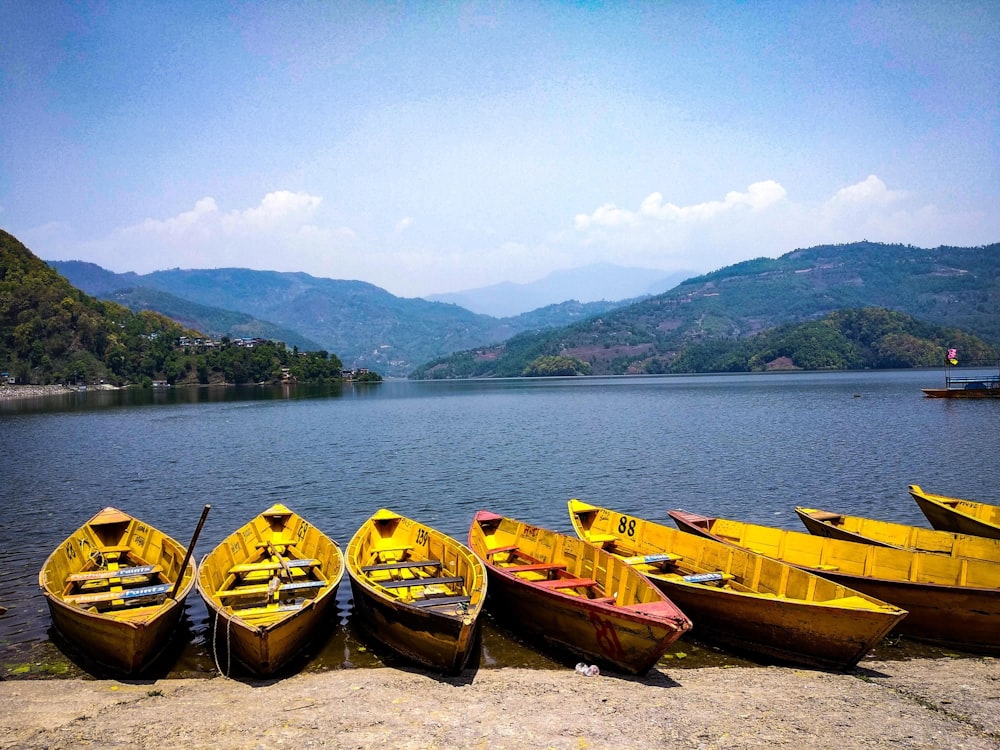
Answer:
top-left (2, 657), bottom-right (998, 750)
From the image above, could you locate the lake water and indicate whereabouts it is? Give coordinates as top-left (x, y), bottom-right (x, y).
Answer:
top-left (2, 370), bottom-right (997, 677)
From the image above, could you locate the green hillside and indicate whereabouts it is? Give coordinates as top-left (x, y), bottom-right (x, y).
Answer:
top-left (1, 229), bottom-right (197, 385)
top-left (1, 231), bottom-right (348, 386)
top-left (410, 242), bottom-right (1000, 378)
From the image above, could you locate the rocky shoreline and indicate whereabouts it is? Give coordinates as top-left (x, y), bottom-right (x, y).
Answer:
top-left (2, 657), bottom-right (998, 749)
top-left (0, 384), bottom-right (119, 400)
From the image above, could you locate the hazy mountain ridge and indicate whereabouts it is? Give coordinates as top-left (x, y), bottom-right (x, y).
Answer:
top-left (426, 264), bottom-right (693, 316)
top-left (49, 263), bottom-right (639, 377)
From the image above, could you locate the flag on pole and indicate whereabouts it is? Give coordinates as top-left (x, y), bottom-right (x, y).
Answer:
top-left (948, 348), bottom-right (958, 365)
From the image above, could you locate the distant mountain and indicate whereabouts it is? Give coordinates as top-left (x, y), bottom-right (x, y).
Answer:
top-left (410, 242), bottom-right (1000, 378)
top-left (50, 263), bottom-right (637, 377)
top-left (425, 263), bottom-right (693, 317)
top-left (49, 262), bottom-right (324, 351)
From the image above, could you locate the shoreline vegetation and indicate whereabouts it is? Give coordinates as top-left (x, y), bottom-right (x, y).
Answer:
top-left (1, 657), bottom-right (998, 749)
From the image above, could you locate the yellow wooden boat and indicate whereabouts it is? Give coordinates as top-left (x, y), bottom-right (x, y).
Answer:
top-left (38, 506), bottom-right (197, 674)
top-left (569, 500), bottom-right (906, 670)
top-left (669, 509), bottom-right (1000, 654)
top-left (796, 506), bottom-right (1000, 563)
top-left (468, 510), bottom-right (692, 674)
top-left (909, 484), bottom-right (1000, 539)
top-left (196, 504), bottom-right (343, 676)
top-left (346, 509), bottom-right (487, 673)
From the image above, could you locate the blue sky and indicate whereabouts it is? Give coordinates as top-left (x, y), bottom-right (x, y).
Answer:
top-left (1, 1), bottom-right (997, 298)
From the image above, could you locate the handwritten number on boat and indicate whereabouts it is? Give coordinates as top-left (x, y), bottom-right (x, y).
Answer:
top-left (415, 528), bottom-right (429, 546)
top-left (618, 517), bottom-right (636, 538)
top-left (590, 611), bottom-right (625, 660)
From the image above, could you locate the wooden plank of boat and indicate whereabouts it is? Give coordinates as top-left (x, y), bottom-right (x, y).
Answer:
top-left (195, 503), bottom-right (344, 677)
top-left (567, 500), bottom-right (905, 671)
top-left (67, 564), bottom-right (162, 582)
top-left (38, 507), bottom-right (196, 675)
top-left (229, 559), bottom-right (319, 575)
top-left (908, 484), bottom-right (1000, 540)
top-left (346, 509), bottom-right (487, 674)
top-left (469, 510), bottom-right (693, 675)
top-left (668, 508), bottom-right (1000, 655)
top-left (64, 583), bottom-right (174, 606)
top-left (796, 506), bottom-right (1000, 563)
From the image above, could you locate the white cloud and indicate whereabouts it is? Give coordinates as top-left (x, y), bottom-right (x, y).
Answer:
top-left (828, 175), bottom-right (904, 207)
top-left (130, 191), bottom-right (323, 239)
top-left (575, 180), bottom-right (787, 230)
top-left (563, 175), bottom-right (998, 275)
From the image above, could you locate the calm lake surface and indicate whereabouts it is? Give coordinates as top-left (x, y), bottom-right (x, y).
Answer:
top-left (2, 370), bottom-right (997, 678)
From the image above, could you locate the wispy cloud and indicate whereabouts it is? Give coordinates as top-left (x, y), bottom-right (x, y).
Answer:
top-left (130, 191), bottom-right (324, 238)
top-left (574, 180), bottom-right (788, 230)
top-left (58, 191), bottom-right (353, 274)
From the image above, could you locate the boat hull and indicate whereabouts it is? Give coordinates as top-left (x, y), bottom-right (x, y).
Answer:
top-left (796, 506), bottom-right (1000, 562)
top-left (909, 485), bottom-right (1000, 540)
top-left (469, 511), bottom-right (692, 675)
top-left (348, 577), bottom-right (478, 673)
top-left (38, 507), bottom-right (195, 675)
top-left (670, 509), bottom-right (1000, 654)
top-left (921, 387), bottom-right (1000, 399)
top-left (197, 505), bottom-right (343, 677)
top-left (569, 501), bottom-right (904, 671)
top-left (347, 510), bottom-right (486, 674)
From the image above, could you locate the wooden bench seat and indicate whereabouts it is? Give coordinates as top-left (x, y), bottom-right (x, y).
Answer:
top-left (229, 559), bottom-right (319, 576)
top-left (535, 577), bottom-right (599, 589)
top-left (623, 553), bottom-right (680, 566)
top-left (808, 511), bottom-right (843, 522)
top-left (504, 563), bottom-right (567, 573)
top-left (587, 533), bottom-right (619, 544)
top-left (362, 559), bottom-right (441, 573)
top-left (372, 545), bottom-right (412, 555)
top-left (410, 595), bottom-right (472, 609)
top-left (217, 580), bottom-right (326, 599)
top-left (485, 545), bottom-right (519, 557)
top-left (682, 572), bottom-right (735, 584)
top-left (378, 576), bottom-right (463, 590)
top-left (68, 564), bottom-right (161, 582)
top-left (65, 583), bottom-right (173, 605)
top-left (233, 603), bottom-right (304, 617)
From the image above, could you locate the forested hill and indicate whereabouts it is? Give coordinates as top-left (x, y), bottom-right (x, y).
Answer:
top-left (410, 242), bottom-right (1000, 378)
top-left (0, 229), bottom-right (199, 384)
top-left (0, 231), bottom-right (347, 386)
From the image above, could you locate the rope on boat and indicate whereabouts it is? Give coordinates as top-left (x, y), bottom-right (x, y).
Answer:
top-left (211, 606), bottom-right (232, 678)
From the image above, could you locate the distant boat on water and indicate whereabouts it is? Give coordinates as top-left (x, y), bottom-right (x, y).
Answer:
top-left (921, 357), bottom-right (1000, 398)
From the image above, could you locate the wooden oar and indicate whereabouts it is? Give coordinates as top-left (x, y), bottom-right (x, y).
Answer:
top-left (170, 504), bottom-right (211, 599)
top-left (266, 541), bottom-right (294, 580)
